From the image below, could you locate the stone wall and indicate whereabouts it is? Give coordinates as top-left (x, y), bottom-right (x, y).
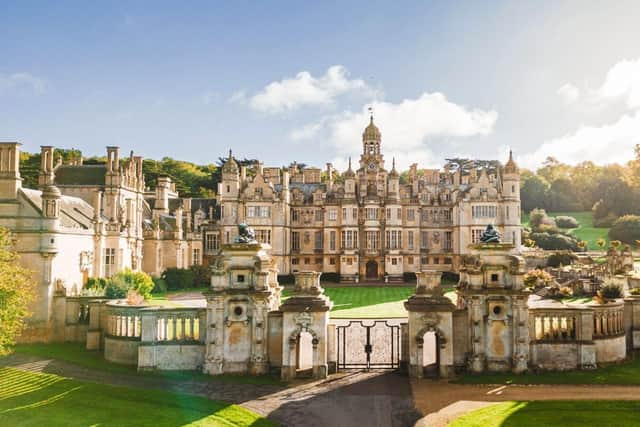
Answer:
top-left (595, 335), bottom-right (626, 363)
top-left (104, 336), bottom-right (139, 365)
top-left (138, 344), bottom-right (205, 370)
top-left (530, 342), bottom-right (580, 370)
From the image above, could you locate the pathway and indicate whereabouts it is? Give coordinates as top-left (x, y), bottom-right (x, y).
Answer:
top-left (4, 353), bottom-right (640, 426)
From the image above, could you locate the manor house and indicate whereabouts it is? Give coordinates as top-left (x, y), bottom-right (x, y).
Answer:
top-left (209, 117), bottom-right (521, 281)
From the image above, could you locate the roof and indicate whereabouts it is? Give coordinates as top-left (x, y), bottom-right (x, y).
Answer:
top-left (21, 188), bottom-right (95, 229)
top-left (54, 165), bottom-right (106, 186)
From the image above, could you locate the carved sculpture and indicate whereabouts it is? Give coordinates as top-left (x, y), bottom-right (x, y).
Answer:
top-left (479, 224), bottom-right (501, 243)
top-left (234, 223), bottom-right (257, 244)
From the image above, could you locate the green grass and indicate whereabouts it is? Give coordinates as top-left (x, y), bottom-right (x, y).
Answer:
top-left (521, 210), bottom-right (610, 250)
top-left (450, 401), bottom-right (640, 427)
top-left (281, 286), bottom-right (456, 318)
top-left (454, 352), bottom-right (640, 385)
top-left (0, 367), bottom-right (275, 427)
top-left (13, 343), bottom-right (282, 385)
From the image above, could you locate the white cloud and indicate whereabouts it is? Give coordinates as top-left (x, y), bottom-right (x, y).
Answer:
top-left (246, 65), bottom-right (370, 113)
top-left (293, 92), bottom-right (498, 170)
top-left (0, 72), bottom-right (46, 94)
top-left (557, 83), bottom-right (580, 105)
top-left (519, 110), bottom-right (640, 169)
top-left (595, 57), bottom-right (640, 109)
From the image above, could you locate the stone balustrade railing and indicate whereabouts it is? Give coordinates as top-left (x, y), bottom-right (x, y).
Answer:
top-left (529, 307), bottom-right (592, 343)
top-left (591, 302), bottom-right (625, 338)
top-left (106, 304), bottom-right (144, 340)
top-left (151, 308), bottom-right (205, 343)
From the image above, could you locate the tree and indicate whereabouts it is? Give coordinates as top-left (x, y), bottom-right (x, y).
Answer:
top-left (520, 172), bottom-right (550, 212)
top-left (0, 227), bottom-right (36, 356)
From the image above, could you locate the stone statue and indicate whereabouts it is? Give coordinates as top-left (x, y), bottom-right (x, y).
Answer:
top-left (479, 224), bottom-right (501, 243)
top-left (234, 223), bottom-right (257, 244)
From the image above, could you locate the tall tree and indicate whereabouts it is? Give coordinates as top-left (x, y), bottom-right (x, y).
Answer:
top-left (0, 227), bottom-right (36, 356)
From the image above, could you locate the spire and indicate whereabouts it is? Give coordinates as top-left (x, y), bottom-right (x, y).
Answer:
top-left (505, 149), bottom-right (518, 173)
top-left (229, 149), bottom-right (233, 159)
top-left (345, 156), bottom-right (355, 177)
top-left (389, 157), bottom-right (399, 177)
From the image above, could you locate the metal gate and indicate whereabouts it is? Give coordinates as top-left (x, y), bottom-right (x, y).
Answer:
top-left (336, 320), bottom-right (404, 370)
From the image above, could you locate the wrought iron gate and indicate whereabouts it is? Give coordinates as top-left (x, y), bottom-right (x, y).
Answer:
top-left (336, 320), bottom-right (404, 370)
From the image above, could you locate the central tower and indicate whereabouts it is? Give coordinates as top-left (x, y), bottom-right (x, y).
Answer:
top-left (359, 115), bottom-right (384, 172)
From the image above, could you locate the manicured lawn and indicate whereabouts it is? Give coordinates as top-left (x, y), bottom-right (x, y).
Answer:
top-left (521, 210), bottom-right (609, 250)
top-left (281, 286), bottom-right (456, 318)
top-left (0, 367), bottom-right (276, 427)
top-left (13, 343), bottom-right (282, 385)
top-left (454, 352), bottom-right (640, 385)
top-left (450, 401), bottom-right (640, 427)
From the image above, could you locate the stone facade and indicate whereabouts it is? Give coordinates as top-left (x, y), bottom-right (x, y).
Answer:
top-left (209, 118), bottom-right (522, 280)
top-left (0, 143), bottom-right (202, 341)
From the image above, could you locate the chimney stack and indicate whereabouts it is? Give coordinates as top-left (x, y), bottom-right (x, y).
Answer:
top-left (0, 142), bottom-right (22, 199)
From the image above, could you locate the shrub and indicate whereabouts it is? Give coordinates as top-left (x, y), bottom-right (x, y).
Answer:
top-left (190, 264), bottom-right (211, 287)
top-left (105, 269), bottom-right (154, 300)
top-left (600, 283), bottom-right (623, 299)
top-left (441, 271), bottom-right (460, 285)
top-left (277, 274), bottom-right (295, 285)
top-left (547, 251), bottom-right (578, 267)
top-left (609, 215), bottom-right (640, 245)
top-left (151, 277), bottom-right (168, 294)
top-left (529, 208), bottom-right (556, 232)
top-left (162, 267), bottom-right (195, 290)
top-left (321, 272), bottom-right (340, 283)
top-left (629, 287), bottom-right (640, 296)
top-left (537, 223), bottom-right (559, 234)
top-left (402, 272), bottom-right (416, 283)
top-left (524, 269), bottom-right (553, 288)
top-left (555, 215), bottom-right (579, 229)
top-left (529, 232), bottom-right (579, 251)
top-left (85, 277), bottom-right (107, 290)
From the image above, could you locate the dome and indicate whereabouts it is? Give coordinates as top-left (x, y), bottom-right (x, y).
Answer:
top-left (42, 184), bottom-right (61, 198)
top-left (222, 149), bottom-right (239, 174)
top-left (504, 150), bottom-right (518, 174)
top-left (362, 116), bottom-right (381, 141)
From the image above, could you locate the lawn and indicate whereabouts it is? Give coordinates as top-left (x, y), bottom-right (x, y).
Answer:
top-left (13, 343), bottom-right (282, 385)
top-left (281, 286), bottom-right (456, 318)
top-left (454, 352), bottom-right (640, 385)
top-left (521, 210), bottom-right (609, 250)
top-left (450, 401), bottom-right (640, 427)
top-left (0, 367), bottom-right (276, 427)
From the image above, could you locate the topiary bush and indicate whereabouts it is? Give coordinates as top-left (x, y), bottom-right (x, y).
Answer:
top-left (609, 215), bottom-right (640, 245)
top-left (555, 215), bottom-right (579, 229)
top-left (524, 269), bottom-right (553, 288)
top-left (162, 267), bottom-right (195, 290)
top-left (529, 208), bottom-right (557, 232)
top-left (190, 264), bottom-right (211, 287)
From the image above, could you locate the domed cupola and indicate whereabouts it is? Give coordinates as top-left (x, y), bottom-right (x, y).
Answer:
top-left (362, 115), bottom-right (381, 142)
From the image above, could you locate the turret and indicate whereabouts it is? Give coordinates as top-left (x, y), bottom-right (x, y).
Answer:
top-left (0, 142), bottom-right (22, 199)
top-left (503, 150), bottom-right (520, 200)
top-left (219, 149), bottom-right (239, 198)
top-left (387, 157), bottom-right (400, 200)
top-left (344, 157), bottom-right (356, 198)
top-left (106, 146), bottom-right (120, 174)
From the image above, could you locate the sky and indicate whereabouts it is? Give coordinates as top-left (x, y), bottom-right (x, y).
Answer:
top-left (2, 1), bottom-right (640, 172)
